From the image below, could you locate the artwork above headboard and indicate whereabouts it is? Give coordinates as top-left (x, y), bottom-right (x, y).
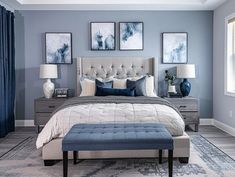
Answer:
top-left (77, 57), bottom-right (157, 95)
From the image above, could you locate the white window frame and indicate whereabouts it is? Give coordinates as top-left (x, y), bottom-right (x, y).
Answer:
top-left (224, 13), bottom-right (235, 97)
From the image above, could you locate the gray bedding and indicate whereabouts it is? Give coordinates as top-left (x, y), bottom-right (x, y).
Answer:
top-left (53, 96), bottom-right (182, 118)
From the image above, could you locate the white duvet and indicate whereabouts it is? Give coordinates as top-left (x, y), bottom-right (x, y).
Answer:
top-left (36, 103), bottom-right (185, 149)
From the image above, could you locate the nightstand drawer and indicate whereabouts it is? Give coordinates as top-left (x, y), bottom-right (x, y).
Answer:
top-left (176, 104), bottom-right (198, 111)
top-left (181, 112), bottom-right (198, 124)
top-left (35, 100), bottom-right (64, 113)
top-left (168, 100), bottom-right (198, 111)
top-left (35, 113), bottom-right (51, 125)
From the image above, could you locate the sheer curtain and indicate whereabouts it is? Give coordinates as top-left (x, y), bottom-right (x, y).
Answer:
top-left (0, 5), bottom-right (15, 137)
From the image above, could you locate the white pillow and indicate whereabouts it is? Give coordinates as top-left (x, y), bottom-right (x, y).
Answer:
top-left (145, 76), bottom-right (157, 97)
top-left (80, 79), bottom-right (96, 96)
top-left (113, 78), bottom-right (127, 89)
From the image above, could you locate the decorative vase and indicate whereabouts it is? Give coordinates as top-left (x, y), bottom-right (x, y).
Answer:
top-left (43, 79), bottom-right (55, 99)
top-left (180, 79), bottom-right (191, 97)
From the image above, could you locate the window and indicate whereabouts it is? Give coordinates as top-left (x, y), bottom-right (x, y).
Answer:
top-left (225, 14), bottom-right (235, 96)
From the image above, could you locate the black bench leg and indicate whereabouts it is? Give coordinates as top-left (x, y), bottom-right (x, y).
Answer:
top-left (73, 151), bottom-right (78, 165)
top-left (159, 149), bottom-right (162, 164)
top-left (168, 150), bottom-right (173, 177)
top-left (63, 151), bottom-right (68, 177)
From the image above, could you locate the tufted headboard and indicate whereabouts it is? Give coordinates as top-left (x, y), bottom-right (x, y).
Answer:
top-left (77, 57), bottom-right (157, 95)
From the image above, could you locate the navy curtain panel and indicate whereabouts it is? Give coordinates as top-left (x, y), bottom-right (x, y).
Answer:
top-left (0, 6), bottom-right (15, 138)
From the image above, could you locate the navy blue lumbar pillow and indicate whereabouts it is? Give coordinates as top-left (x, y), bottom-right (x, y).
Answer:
top-left (96, 86), bottom-right (135, 96)
top-left (95, 79), bottom-right (113, 96)
top-left (127, 76), bottom-right (147, 96)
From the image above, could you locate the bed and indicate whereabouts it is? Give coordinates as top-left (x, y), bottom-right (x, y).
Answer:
top-left (37, 57), bottom-right (190, 164)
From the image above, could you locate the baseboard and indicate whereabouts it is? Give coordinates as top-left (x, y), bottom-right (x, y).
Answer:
top-left (15, 120), bottom-right (34, 127)
top-left (200, 118), bottom-right (214, 125)
top-left (213, 120), bottom-right (235, 137)
top-left (15, 118), bottom-right (235, 137)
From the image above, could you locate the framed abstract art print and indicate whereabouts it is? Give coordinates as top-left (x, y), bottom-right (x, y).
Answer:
top-left (162, 32), bottom-right (188, 64)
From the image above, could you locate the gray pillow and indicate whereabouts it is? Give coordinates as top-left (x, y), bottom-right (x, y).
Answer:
top-left (127, 76), bottom-right (147, 96)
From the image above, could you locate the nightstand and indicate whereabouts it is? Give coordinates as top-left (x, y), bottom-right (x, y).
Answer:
top-left (34, 97), bottom-right (70, 133)
top-left (164, 97), bottom-right (199, 132)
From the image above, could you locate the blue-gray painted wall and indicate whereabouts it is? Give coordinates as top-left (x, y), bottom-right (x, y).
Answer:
top-left (15, 10), bottom-right (213, 120)
top-left (214, 0), bottom-right (235, 128)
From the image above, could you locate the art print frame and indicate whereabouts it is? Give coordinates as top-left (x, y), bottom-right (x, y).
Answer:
top-left (162, 32), bottom-right (188, 64)
top-left (119, 22), bottom-right (144, 51)
top-left (45, 32), bottom-right (72, 64)
top-left (90, 22), bottom-right (116, 51)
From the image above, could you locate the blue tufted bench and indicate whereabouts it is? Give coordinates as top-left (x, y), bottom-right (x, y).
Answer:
top-left (62, 123), bottom-right (174, 177)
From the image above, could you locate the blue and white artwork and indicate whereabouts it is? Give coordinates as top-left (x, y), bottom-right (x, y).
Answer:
top-left (163, 33), bottom-right (187, 64)
top-left (46, 33), bottom-right (72, 64)
top-left (119, 22), bottom-right (143, 50)
top-left (91, 22), bottom-right (115, 50)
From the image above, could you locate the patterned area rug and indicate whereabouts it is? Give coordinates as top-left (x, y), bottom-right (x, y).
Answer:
top-left (0, 135), bottom-right (235, 177)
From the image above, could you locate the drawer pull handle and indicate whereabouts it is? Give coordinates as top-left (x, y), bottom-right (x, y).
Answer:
top-left (48, 106), bottom-right (55, 108)
top-left (179, 106), bottom-right (187, 108)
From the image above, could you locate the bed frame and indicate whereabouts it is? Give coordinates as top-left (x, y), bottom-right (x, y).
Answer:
top-left (42, 57), bottom-right (190, 165)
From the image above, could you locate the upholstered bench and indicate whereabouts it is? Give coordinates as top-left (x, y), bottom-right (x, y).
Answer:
top-left (62, 123), bottom-right (174, 177)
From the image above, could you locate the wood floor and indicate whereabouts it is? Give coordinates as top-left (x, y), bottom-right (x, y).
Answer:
top-left (0, 125), bottom-right (235, 159)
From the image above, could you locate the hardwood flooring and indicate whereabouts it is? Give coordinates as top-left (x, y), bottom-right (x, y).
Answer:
top-left (0, 125), bottom-right (235, 159)
top-left (188, 125), bottom-right (235, 159)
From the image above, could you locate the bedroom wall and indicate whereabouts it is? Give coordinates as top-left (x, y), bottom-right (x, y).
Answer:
top-left (15, 10), bottom-right (213, 121)
top-left (214, 0), bottom-right (235, 128)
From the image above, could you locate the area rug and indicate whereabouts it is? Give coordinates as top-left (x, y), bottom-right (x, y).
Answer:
top-left (0, 135), bottom-right (235, 177)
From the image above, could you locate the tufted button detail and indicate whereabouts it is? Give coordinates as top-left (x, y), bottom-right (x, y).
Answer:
top-left (91, 66), bottom-right (94, 68)
top-left (121, 65), bottom-right (124, 68)
top-left (101, 66), bottom-right (103, 68)
top-left (141, 66), bottom-right (144, 68)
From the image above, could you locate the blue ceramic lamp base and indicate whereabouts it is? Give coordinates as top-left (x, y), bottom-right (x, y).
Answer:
top-left (180, 79), bottom-right (191, 97)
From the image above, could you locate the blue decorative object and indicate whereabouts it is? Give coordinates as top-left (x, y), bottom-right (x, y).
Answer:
top-left (180, 79), bottom-right (191, 97)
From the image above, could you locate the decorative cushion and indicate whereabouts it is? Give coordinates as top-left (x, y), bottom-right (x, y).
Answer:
top-left (127, 76), bottom-right (147, 96)
top-left (96, 87), bottom-right (135, 96)
top-left (131, 76), bottom-right (157, 97)
top-left (95, 79), bottom-right (113, 96)
top-left (113, 78), bottom-right (127, 89)
top-left (80, 78), bottom-right (96, 96)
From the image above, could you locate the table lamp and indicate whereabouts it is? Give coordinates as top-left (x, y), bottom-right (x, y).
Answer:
top-left (177, 64), bottom-right (196, 97)
top-left (40, 64), bottom-right (58, 99)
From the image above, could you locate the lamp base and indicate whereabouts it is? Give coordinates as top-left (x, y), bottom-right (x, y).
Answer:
top-left (43, 79), bottom-right (55, 99)
top-left (180, 79), bottom-right (191, 97)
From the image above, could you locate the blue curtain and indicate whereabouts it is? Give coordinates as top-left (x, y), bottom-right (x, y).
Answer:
top-left (0, 6), bottom-right (15, 137)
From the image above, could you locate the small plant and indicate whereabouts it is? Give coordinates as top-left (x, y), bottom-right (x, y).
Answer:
top-left (165, 70), bottom-right (176, 85)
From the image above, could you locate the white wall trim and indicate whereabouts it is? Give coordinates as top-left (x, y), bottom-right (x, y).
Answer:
top-left (15, 120), bottom-right (34, 127)
top-left (224, 13), bottom-right (235, 97)
top-left (214, 119), bottom-right (235, 137)
top-left (200, 118), bottom-right (235, 136)
top-left (200, 118), bottom-right (214, 125)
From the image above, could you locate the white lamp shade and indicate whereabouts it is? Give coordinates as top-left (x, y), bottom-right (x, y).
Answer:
top-left (40, 64), bottom-right (58, 79)
top-left (177, 64), bottom-right (196, 79)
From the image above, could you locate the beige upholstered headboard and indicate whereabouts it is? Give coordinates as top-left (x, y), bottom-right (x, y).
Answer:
top-left (77, 57), bottom-right (157, 95)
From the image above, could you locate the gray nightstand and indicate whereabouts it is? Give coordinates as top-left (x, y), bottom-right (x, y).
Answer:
top-left (165, 97), bottom-right (199, 132)
top-left (34, 97), bottom-right (70, 133)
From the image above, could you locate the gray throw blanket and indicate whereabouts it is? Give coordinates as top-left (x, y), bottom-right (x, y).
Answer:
top-left (53, 96), bottom-right (182, 118)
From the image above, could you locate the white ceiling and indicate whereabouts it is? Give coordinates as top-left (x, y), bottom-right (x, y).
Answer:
top-left (1, 0), bottom-right (227, 10)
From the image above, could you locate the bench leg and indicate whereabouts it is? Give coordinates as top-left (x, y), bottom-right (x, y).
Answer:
top-left (63, 151), bottom-right (68, 177)
top-left (159, 149), bottom-right (162, 164)
top-left (168, 150), bottom-right (173, 177)
top-left (73, 151), bottom-right (78, 165)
